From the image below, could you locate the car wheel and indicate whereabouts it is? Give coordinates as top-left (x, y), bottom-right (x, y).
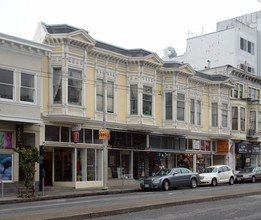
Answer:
top-left (162, 180), bottom-right (170, 191)
top-left (190, 178), bottom-right (197, 188)
top-left (211, 178), bottom-right (217, 186)
top-left (252, 176), bottom-right (256, 183)
top-left (229, 177), bottom-right (234, 185)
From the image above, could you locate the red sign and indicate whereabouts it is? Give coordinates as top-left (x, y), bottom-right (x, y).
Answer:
top-left (99, 129), bottom-right (110, 140)
top-left (73, 131), bottom-right (79, 143)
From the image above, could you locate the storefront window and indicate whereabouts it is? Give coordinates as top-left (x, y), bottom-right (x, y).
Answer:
top-left (85, 129), bottom-right (92, 143)
top-left (201, 140), bottom-right (205, 151)
top-left (54, 148), bottom-right (72, 181)
top-left (149, 135), bottom-right (161, 148)
top-left (77, 149), bottom-right (86, 181)
top-left (0, 132), bottom-right (12, 149)
top-left (45, 125), bottom-right (59, 142)
top-left (95, 150), bottom-right (102, 181)
top-left (61, 127), bottom-right (69, 142)
top-left (93, 130), bottom-right (103, 144)
top-left (0, 154), bottom-right (12, 181)
top-left (177, 154), bottom-right (193, 170)
top-left (196, 154), bottom-right (211, 172)
top-left (87, 149), bottom-right (95, 181)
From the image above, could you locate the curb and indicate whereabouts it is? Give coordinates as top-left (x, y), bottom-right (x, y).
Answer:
top-left (0, 188), bottom-right (141, 205)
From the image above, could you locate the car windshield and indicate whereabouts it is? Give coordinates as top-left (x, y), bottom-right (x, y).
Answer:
top-left (199, 167), bottom-right (217, 173)
top-left (239, 168), bottom-right (255, 173)
top-left (154, 169), bottom-right (172, 176)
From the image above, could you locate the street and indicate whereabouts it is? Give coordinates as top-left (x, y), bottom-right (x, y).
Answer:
top-left (97, 194), bottom-right (261, 220)
top-left (0, 182), bottom-right (261, 219)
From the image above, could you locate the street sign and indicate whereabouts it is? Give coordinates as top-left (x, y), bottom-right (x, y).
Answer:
top-left (99, 129), bottom-right (110, 140)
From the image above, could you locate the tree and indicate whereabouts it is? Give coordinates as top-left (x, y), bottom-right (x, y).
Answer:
top-left (13, 146), bottom-right (43, 197)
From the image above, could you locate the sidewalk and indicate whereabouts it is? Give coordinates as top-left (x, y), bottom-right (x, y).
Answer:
top-left (0, 184), bottom-right (141, 205)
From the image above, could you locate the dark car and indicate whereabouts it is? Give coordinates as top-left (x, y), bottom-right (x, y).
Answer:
top-left (140, 168), bottom-right (200, 191)
top-left (235, 166), bottom-right (261, 183)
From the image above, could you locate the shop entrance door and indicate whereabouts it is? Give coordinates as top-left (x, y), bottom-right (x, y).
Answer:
top-left (121, 152), bottom-right (130, 178)
top-left (43, 152), bottom-right (53, 186)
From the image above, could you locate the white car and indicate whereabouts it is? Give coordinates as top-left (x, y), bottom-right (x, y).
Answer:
top-left (199, 165), bottom-right (235, 186)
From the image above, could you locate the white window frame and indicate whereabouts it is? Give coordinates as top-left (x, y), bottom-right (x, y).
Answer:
top-left (177, 93), bottom-right (185, 121)
top-left (20, 72), bottom-right (36, 103)
top-left (0, 67), bottom-right (14, 101)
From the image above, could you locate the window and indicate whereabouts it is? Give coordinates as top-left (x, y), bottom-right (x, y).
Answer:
top-left (20, 73), bottom-right (34, 102)
top-left (68, 69), bottom-right (82, 105)
top-left (241, 108), bottom-right (245, 131)
top-left (239, 84), bottom-right (243, 99)
top-left (196, 100), bottom-right (201, 125)
top-left (240, 37), bottom-right (254, 55)
top-left (212, 103), bottom-right (218, 127)
top-left (190, 99), bottom-right (195, 124)
top-left (107, 81), bottom-right (114, 113)
top-left (143, 86), bottom-right (152, 115)
top-left (258, 112), bottom-right (261, 133)
top-left (234, 84), bottom-right (238, 98)
top-left (240, 38), bottom-right (247, 51)
top-left (232, 107), bottom-right (238, 130)
top-left (177, 93), bottom-right (185, 121)
top-left (250, 111), bottom-right (256, 133)
top-left (96, 79), bottom-right (103, 111)
top-left (130, 85), bottom-right (138, 114)
top-left (0, 68), bottom-right (13, 100)
top-left (166, 93), bottom-right (172, 120)
top-left (53, 67), bottom-right (62, 104)
top-left (222, 103), bottom-right (228, 127)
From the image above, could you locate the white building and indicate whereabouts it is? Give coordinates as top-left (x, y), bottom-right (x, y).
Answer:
top-left (164, 11), bottom-right (261, 76)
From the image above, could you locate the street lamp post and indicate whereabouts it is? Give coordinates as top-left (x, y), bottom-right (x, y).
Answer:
top-left (102, 70), bottom-right (108, 190)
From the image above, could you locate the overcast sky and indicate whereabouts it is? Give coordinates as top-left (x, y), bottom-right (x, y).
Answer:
top-left (1, 0), bottom-right (261, 57)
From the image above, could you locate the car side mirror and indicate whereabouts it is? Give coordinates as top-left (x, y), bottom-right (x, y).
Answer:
top-left (173, 172), bottom-right (178, 175)
top-left (218, 171), bottom-right (222, 173)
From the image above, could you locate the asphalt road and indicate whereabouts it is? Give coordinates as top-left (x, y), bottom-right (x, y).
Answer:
top-left (96, 194), bottom-right (261, 220)
top-left (0, 182), bottom-right (261, 219)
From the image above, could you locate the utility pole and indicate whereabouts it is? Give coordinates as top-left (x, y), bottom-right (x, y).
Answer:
top-left (103, 70), bottom-right (108, 190)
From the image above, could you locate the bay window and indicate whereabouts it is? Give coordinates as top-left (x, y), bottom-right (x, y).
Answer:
top-left (143, 86), bottom-right (152, 116)
top-left (232, 107), bottom-right (238, 130)
top-left (196, 100), bottom-right (201, 125)
top-left (68, 69), bottom-right (82, 105)
top-left (212, 103), bottom-right (218, 127)
top-left (53, 67), bottom-right (62, 104)
top-left (241, 108), bottom-right (245, 131)
top-left (166, 92), bottom-right (172, 120)
top-left (130, 85), bottom-right (138, 114)
top-left (177, 93), bottom-right (185, 121)
top-left (190, 99), bottom-right (195, 124)
top-left (222, 103), bottom-right (228, 127)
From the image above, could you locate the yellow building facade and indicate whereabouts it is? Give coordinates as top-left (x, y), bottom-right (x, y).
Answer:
top-left (34, 22), bottom-right (233, 189)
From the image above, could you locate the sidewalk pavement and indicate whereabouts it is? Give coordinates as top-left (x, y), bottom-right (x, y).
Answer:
top-left (0, 184), bottom-right (141, 205)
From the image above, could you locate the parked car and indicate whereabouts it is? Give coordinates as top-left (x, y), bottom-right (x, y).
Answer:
top-left (140, 168), bottom-right (200, 191)
top-left (235, 166), bottom-right (261, 183)
top-left (199, 165), bottom-right (235, 186)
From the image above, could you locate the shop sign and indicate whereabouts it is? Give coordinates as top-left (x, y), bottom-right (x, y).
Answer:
top-left (217, 140), bottom-right (229, 153)
top-left (99, 129), bottom-right (110, 140)
top-left (193, 140), bottom-right (200, 150)
top-left (237, 143), bottom-right (248, 154)
top-left (252, 144), bottom-right (260, 155)
top-left (16, 124), bottom-right (24, 148)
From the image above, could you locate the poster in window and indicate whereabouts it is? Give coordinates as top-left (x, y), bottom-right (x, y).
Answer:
top-left (0, 132), bottom-right (12, 149)
top-left (0, 154), bottom-right (12, 181)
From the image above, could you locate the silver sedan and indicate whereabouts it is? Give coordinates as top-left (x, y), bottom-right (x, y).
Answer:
top-left (140, 168), bottom-right (200, 191)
